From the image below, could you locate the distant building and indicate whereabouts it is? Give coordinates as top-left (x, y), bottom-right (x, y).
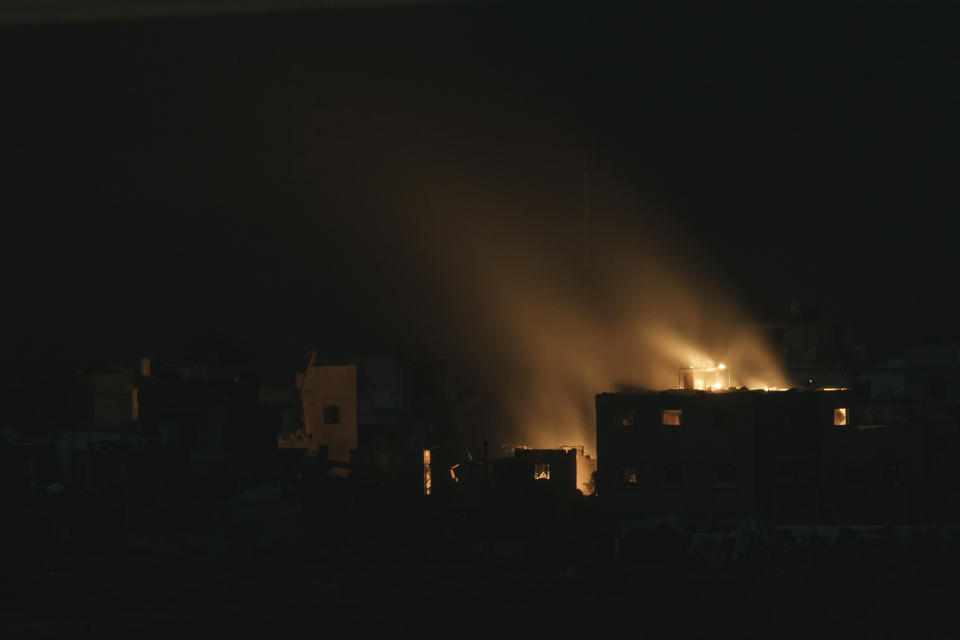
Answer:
top-left (298, 351), bottom-right (357, 467)
top-left (292, 351), bottom-right (466, 481)
top-left (753, 299), bottom-right (854, 369)
top-left (121, 356), bottom-right (280, 498)
top-left (596, 387), bottom-right (924, 525)
top-left (74, 369), bottom-right (139, 430)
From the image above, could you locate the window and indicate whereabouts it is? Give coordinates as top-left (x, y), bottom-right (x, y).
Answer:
top-left (323, 404), bottom-right (341, 424)
top-left (930, 379), bottom-right (946, 398)
top-left (615, 409), bottom-right (635, 427)
top-left (423, 449), bottom-right (432, 495)
top-left (844, 460), bottom-right (863, 485)
top-left (662, 409), bottom-right (682, 426)
top-left (621, 465), bottom-right (640, 485)
top-left (780, 409), bottom-right (798, 429)
top-left (714, 464), bottom-right (737, 488)
top-left (713, 409), bottom-right (736, 429)
top-left (663, 463), bottom-right (684, 487)
top-left (833, 407), bottom-right (848, 426)
top-left (534, 463), bottom-right (550, 480)
top-left (882, 462), bottom-right (899, 486)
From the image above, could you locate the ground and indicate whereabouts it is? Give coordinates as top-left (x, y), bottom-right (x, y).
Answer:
top-left (3, 489), bottom-right (959, 638)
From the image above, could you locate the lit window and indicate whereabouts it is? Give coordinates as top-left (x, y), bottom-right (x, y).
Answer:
top-left (833, 408), bottom-right (847, 426)
top-left (534, 463), bottom-right (550, 480)
top-left (622, 465), bottom-right (639, 485)
top-left (615, 410), bottom-right (635, 427)
top-left (423, 449), bottom-right (431, 495)
top-left (323, 404), bottom-right (340, 424)
top-left (662, 409), bottom-right (682, 426)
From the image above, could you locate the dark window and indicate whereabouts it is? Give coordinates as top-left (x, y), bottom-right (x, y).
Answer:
top-left (930, 447), bottom-right (947, 483)
top-left (930, 379), bottom-right (946, 398)
top-left (614, 409), bottom-right (635, 427)
top-left (714, 465), bottom-right (737, 487)
top-left (621, 464), bottom-right (640, 485)
top-left (882, 463), bottom-right (900, 486)
top-left (777, 461), bottom-right (812, 483)
top-left (780, 409), bottom-right (798, 429)
top-left (713, 409), bottom-right (736, 429)
top-left (323, 404), bottom-right (341, 425)
top-left (664, 463), bottom-right (684, 487)
top-left (843, 460), bottom-right (863, 485)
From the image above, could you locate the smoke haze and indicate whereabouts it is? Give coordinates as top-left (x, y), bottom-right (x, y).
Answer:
top-left (329, 122), bottom-right (788, 455)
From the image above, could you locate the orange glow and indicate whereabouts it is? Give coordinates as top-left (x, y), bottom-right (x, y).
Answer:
top-left (423, 449), bottom-right (431, 495)
top-left (576, 452), bottom-right (598, 495)
top-left (680, 364), bottom-right (733, 390)
top-left (662, 409), bottom-right (682, 426)
top-left (330, 157), bottom-right (791, 457)
top-left (834, 408), bottom-right (848, 426)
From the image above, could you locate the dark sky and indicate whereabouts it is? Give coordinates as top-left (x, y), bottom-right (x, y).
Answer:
top-left (2, 1), bottom-right (957, 383)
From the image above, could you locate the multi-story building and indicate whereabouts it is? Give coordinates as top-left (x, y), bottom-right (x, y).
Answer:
top-left (596, 386), bottom-right (923, 524)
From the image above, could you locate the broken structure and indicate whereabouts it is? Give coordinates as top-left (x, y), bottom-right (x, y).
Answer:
top-left (597, 385), bottom-right (926, 524)
top-left (297, 351), bottom-right (358, 468)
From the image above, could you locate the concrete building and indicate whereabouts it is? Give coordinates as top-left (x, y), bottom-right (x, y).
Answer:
top-left (506, 447), bottom-right (597, 498)
top-left (121, 357), bottom-right (282, 498)
top-left (596, 387), bottom-right (924, 525)
top-left (74, 370), bottom-right (139, 430)
top-left (298, 351), bottom-right (357, 466)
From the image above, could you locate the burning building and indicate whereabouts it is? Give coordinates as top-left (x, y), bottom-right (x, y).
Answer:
top-left (505, 447), bottom-right (596, 498)
top-left (596, 380), bottom-right (924, 525)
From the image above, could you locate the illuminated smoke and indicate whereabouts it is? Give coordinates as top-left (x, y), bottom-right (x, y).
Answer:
top-left (323, 129), bottom-right (787, 456)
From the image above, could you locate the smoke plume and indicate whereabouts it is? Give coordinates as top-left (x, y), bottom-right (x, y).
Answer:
top-left (324, 118), bottom-right (787, 455)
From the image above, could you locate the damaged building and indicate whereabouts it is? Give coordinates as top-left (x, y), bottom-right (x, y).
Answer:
top-left (296, 354), bottom-right (358, 471)
top-left (292, 350), bottom-right (495, 493)
top-left (64, 357), bottom-right (284, 499)
top-left (597, 384), bottom-right (926, 525)
top-left (491, 447), bottom-right (596, 499)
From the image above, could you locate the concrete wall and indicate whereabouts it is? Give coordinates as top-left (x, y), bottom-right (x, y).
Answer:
top-left (300, 364), bottom-right (357, 463)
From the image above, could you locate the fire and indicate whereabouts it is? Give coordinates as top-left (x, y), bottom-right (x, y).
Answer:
top-left (678, 361), bottom-right (792, 392)
top-left (680, 364), bottom-right (732, 390)
top-left (423, 449), bottom-right (431, 495)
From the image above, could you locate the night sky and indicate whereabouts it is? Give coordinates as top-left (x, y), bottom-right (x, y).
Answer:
top-left (2, 1), bottom-right (957, 386)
